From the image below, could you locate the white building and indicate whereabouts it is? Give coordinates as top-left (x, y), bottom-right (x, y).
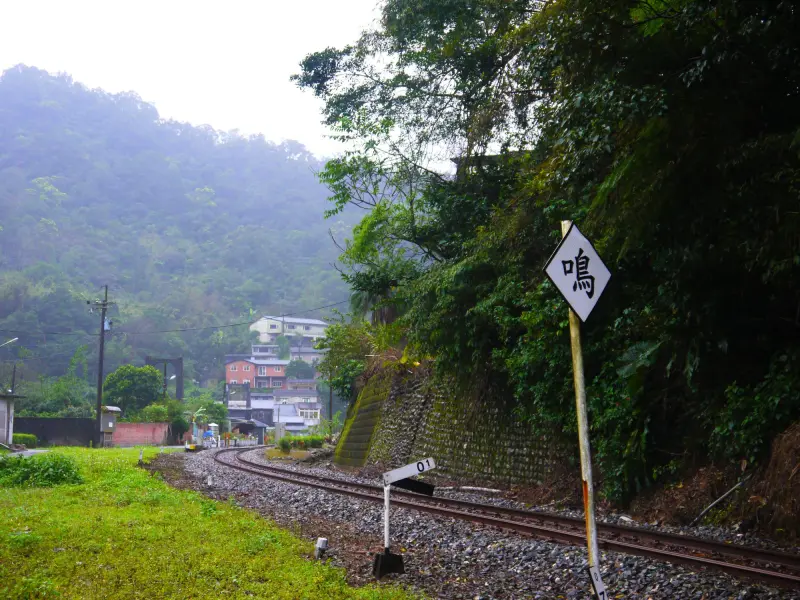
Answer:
top-left (250, 392), bottom-right (321, 432)
top-left (0, 394), bottom-right (16, 446)
top-left (250, 316), bottom-right (327, 344)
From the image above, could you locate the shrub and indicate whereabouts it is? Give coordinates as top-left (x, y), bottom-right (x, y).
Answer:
top-left (12, 433), bottom-right (37, 448)
top-left (278, 437), bottom-right (291, 453)
top-left (140, 404), bottom-right (169, 422)
top-left (308, 435), bottom-right (324, 448)
top-left (0, 452), bottom-right (83, 487)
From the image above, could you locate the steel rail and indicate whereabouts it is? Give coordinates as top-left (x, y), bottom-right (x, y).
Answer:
top-left (227, 448), bottom-right (800, 571)
top-left (212, 448), bottom-right (800, 589)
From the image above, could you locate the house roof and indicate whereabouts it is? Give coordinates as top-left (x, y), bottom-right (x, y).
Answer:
top-left (251, 359), bottom-right (291, 366)
top-left (273, 389), bottom-right (319, 398)
top-left (225, 357), bottom-right (291, 366)
top-left (259, 315), bottom-right (327, 326)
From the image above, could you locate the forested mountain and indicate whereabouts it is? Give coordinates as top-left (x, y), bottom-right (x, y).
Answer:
top-left (0, 65), bottom-right (349, 385)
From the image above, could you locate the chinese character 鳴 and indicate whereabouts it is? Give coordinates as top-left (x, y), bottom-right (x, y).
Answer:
top-left (562, 248), bottom-right (595, 299)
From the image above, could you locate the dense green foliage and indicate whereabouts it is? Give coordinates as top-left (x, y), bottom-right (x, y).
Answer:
top-left (0, 65), bottom-right (350, 393)
top-left (13, 346), bottom-right (94, 418)
top-left (10, 434), bottom-right (36, 448)
top-left (285, 359), bottom-right (316, 380)
top-left (0, 453), bottom-right (82, 487)
top-left (102, 364), bottom-right (162, 415)
top-left (298, 0), bottom-right (800, 502)
top-left (315, 315), bottom-right (403, 402)
top-left (277, 434), bottom-right (325, 452)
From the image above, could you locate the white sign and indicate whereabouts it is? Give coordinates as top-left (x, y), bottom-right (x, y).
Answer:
top-left (544, 223), bottom-right (611, 322)
top-left (588, 566), bottom-right (607, 599)
top-left (383, 457), bottom-right (437, 485)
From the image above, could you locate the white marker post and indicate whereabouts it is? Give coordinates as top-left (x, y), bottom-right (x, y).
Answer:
top-left (383, 484), bottom-right (391, 550)
top-left (544, 221), bottom-right (611, 597)
top-left (374, 457), bottom-right (437, 578)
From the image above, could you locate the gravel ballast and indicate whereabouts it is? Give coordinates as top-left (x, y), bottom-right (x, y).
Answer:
top-left (173, 448), bottom-right (798, 600)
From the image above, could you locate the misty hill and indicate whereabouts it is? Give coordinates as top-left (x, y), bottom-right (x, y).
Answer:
top-left (0, 65), bottom-right (348, 381)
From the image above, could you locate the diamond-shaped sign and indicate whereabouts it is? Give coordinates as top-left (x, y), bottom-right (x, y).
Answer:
top-left (544, 223), bottom-right (611, 322)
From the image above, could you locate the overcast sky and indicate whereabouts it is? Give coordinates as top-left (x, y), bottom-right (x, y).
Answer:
top-left (0, 0), bottom-right (379, 157)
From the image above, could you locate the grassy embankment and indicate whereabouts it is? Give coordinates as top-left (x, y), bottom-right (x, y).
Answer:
top-left (0, 447), bottom-right (416, 600)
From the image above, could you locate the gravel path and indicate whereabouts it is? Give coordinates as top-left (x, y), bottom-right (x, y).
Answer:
top-left (170, 449), bottom-right (800, 599)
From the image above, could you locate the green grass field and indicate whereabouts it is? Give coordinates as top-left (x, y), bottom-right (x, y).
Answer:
top-left (0, 448), bottom-right (416, 600)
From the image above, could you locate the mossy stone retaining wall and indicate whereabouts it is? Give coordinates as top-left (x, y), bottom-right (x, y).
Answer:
top-left (336, 366), bottom-right (564, 486)
top-left (334, 371), bottom-right (392, 467)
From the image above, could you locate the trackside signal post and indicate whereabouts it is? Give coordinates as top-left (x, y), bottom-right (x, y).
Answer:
top-left (544, 221), bottom-right (611, 599)
top-left (374, 457), bottom-right (437, 578)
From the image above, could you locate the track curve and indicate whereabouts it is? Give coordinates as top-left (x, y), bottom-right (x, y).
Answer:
top-left (212, 447), bottom-right (800, 589)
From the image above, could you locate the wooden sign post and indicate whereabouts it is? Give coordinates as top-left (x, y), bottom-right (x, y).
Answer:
top-left (544, 221), bottom-right (611, 597)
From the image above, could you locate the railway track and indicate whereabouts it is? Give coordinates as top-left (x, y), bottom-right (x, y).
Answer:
top-left (212, 447), bottom-right (800, 589)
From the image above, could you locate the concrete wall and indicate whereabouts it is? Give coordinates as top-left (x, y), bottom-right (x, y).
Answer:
top-left (14, 417), bottom-right (94, 446)
top-left (336, 366), bottom-right (565, 487)
top-left (112, 422), bottom-right (170, 446)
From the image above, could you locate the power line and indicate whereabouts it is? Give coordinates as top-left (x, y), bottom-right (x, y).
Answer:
top-left (0, 328), bottom-right (95, 337)
top-left (0, 299), bottom-right (351, 339)
top-left (116, 299), bottom-right (350, 335)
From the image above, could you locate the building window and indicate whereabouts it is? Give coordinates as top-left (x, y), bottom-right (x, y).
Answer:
top-left (273, 381), bottom-right (282, 388)
top-left (274, 366), bottom-right (281, 372)
top-left (243, 365), bottom-right (250, 371)
top-left (269, 324), bottom-right (277, 330)
top-left (257, 381), bottom-right (268, 388)
top-left (304, 325), bottom-right (311, 331)
top-left (288, 324), bottom-right (296, 330)
top-left (258, 366), bottom-right (266, 376)
top-left (230, 379), bottom-right (237, 384)
top-left (229, 365), bottom-right (237, 371)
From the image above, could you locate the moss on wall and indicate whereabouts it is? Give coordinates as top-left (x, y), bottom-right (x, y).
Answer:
top-left (334, 371), bottom-right (392, 467)
top-left (334, 365), bottom-right (566, 486)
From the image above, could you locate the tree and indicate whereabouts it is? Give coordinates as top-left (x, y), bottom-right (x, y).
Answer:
top-left (275, 335), bottom-right (291, 359)
top-left (140, 404), bottom-right (169, 422)
top-left (103, 365), bottom-right (162, 415)
top-left (285, 359), bottom-right (315, 380)
top-left (186, 395), bottom-right (229, 429)
top-left (0, 65), bottom-right (351, 384)
top-left (14, 346), bottom-right (94, 417)
top-left (297, 0), bottom-right (800, 502)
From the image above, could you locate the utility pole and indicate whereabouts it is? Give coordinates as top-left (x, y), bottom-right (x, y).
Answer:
top-left (10, 363), bottom-right (16, 393)
top-left (90, 286), bottom-right (114, 448)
